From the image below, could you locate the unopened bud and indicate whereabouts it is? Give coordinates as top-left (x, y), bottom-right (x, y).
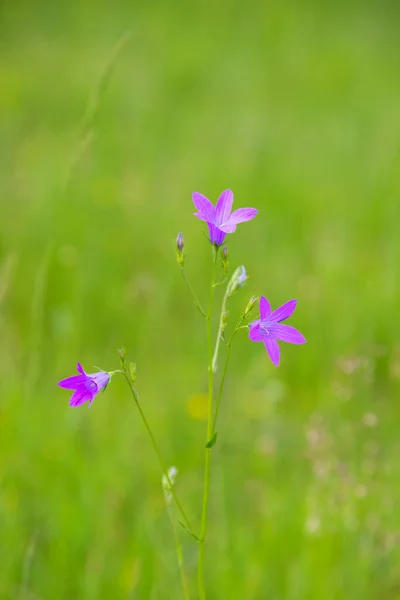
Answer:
top-left (221, 246), bottom-right (229, 272)
top-left (227, 265), bottom-right (248, 296)
top-left (176, 232), bottom-right (184, 266)
top-left (221, 310), bottom-right (228, 335)
top-left (177, 232), bottom-right (184, 252)
top-left (244, 295), bottom-right (259, 316)
top-left (129, 362), bottom-right (137, 383)
top-left (118, 348), bottom-right (126, 369)
top-left (162, 466), bottom-right (178, 506)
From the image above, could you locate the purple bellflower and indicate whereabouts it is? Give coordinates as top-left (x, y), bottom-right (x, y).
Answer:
top-left (249, 297), bottom-right (306, 366)
top-left (193, 189), bottom-right (258, 246)
top-left (58, 362), bottom-right (110, 407)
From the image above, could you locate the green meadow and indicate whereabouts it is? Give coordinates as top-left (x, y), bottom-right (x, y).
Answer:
top-left (1, 1), bottom-right (400, 598)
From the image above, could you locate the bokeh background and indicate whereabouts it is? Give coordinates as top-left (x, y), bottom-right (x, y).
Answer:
top-left (1, 1), bottom-right (400, 598)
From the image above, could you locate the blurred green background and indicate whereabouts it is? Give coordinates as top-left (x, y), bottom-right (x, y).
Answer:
top-left (1, 1), bottom-right (400, 598)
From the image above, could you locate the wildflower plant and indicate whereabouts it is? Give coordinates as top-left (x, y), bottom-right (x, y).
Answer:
top-left (58, 187), bottom-right (306, 599)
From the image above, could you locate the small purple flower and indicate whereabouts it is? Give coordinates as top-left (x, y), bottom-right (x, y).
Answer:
top-left (249, 297), bottom-right (306, 366)
top-left (193, 189), bottom-right (258, 246)
top-left (58, 362), bottom-right (110, 407)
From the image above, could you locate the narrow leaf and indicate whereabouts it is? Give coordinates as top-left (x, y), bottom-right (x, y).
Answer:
top-left (205, 432), bottom-right (218, 448)
top-left (178, 522), bottom-right (202, 542)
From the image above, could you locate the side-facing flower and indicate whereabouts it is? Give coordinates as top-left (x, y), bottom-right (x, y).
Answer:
top-left (193, 189), bottom-right (258, 246)
top-left (249, 297), bottom-right (306, 366)
top-left (58, 362), bottom-right (111, 407)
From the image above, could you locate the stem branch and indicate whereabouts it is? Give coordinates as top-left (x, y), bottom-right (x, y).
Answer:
top-left (123, 374), bottom-right (195, 535)
top-left (181, 267), bottom-right (206, 317)
top-left (211, 284), bottom-right (230, 373)
top-left (212, 316), bottom-right (246, 435)
top-left (166, 504), bottom-right (190, 600)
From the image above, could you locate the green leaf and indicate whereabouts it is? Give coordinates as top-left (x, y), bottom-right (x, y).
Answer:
top-left (178, 522), bottom-right (202, 542)
top-left (205, 432), bottom-right (218, 448)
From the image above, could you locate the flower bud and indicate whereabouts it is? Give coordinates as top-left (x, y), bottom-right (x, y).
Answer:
top-left (221, 246), bottom-right (229, 272)
top-left (244, 295), bottom-right (259, 316)
top-left (118, 347), bottom-right (126, 369)
top-left (221, 310), bottom-right (228, 335)
top-left (129, 361), bottom-right (137, 383)
top-left (176, 232), bottom-right (185, 266)
top-left (227, 265), bottom-right (248, 297)
top-left (162, 466), bottom-right (178, 506)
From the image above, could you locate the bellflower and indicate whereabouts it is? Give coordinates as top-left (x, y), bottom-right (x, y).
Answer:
top-left (249, 296), bottom-right (306, 366)
top-left (193, 189), bottom-right (258, 246)
top-left (58, 362), bottom-right (110, 407)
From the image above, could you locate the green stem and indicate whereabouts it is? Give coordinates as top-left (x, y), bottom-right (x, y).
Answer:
top-left (211, 284), bottom-right (230, 373)
top-left (198, 245), bottom-right (218, 600)
top-left (166, 505), bottom-right (190, 600)
top-left (212, 343), bottom-right (232, 434)
top-left (212, 316), bottom-right (246, 435)
top-left (181, 267), bottom-right (207, 317)
top-left (123, 374), bottom-right (195, 535)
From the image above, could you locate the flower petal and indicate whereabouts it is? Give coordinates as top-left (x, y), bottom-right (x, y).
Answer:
top-left (268, 324), bottom-right (306, 344)
top-left (249, 322), bottom-right (263, 342)
top-left (58, 375), bottom-right (87, 390)
top-left (69, 388), bottom-right (93, 407)
top-left (193, 211), bottom-right (210, 222)
top-left (270, 299), bottom-right (297, 322)
top-left (90, 371), bottom-right (110, 392)
top-left (218, 221), bottom-right (237, 233)
top-left (215, 189), bottom-right (233, 225)
top-left (207, 223), bottom-right (226, 246)
top-left (264, 338), bottom-right (280, 366)
top-left (249, 319), bottom-right (260, 328)
top-left (192, 192), bottom-right (215, 222)
top-left (259, 296), bottom-right (271, 319)
top-left (225, 207), bottom-right (258, 226)
top-left (77, 362), bottom-right (85, 374)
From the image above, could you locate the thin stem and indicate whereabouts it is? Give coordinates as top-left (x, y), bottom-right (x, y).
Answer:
top-left (198, 245), bottom-right (218, 600)
top-left (212, 317), bottom-right (246, 435)
top-left (166, 505), bottom-right (190, 600)
top-left (181, 267), bottom-right (207, 317)
top-left (212, 343), bottom-right (232, 434)
top-left (123, 374), bottom-right (195, 535)
top-left (211, 284), bottom-right (230, 373)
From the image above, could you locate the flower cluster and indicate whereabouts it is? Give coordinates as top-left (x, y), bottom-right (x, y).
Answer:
top-left (59, 188), bottom-right (305, 385)
top-left (57, 186), bottom-right (307, 600)
top-left (193, 188), bottom-right (306, 366)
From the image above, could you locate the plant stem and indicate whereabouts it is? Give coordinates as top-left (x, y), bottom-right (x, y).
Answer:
top-left (123, 374), bottom-right (195, 535)
top-left (211, 283), bottom-right (230, 373)
top-left (212, 343), bottom-right (232, 434)
top-left (166, 505), bottom-right (190, 600)
top-left (181, 267), bottom-right (207, 317)
top-left (212, 316), bottom-right (246, 435)
top-left (198, 245), bottom-right (218, 600)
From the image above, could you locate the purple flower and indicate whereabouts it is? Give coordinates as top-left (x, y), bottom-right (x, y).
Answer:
top-left (58, 362), bottom-right (110, 407)
top-left (193, 189), bottom-right (258, 246)
top-left (249, 297), bottom-right (306, 366)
